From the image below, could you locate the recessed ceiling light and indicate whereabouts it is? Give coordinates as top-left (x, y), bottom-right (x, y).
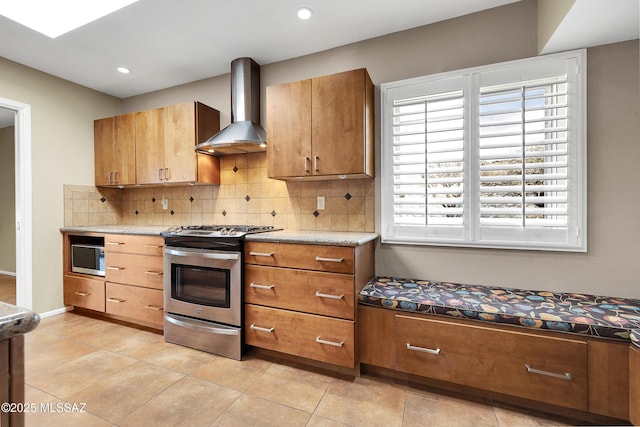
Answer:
top-left (0, 0), bottom-right (139, 38)
top-left (116, 66), bottom-right (131, 74)
top-left (297, 7), bottom-right (313, 20)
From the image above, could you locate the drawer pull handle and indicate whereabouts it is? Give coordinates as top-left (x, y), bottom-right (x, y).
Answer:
top-left (107, 298), bottom-right (126, 303)
top-left (107, 266), bottom-right (125, 271)
top-left (249, 251), bottom-right (274, 257)
top-left (144, 244), bottom-right (163, 249)
top-left (250, 324), bottom-right (275, 333)
top-left (250, 283), bottom-right (275, 290)
top-left (74, 291), bottom-right (91, 297)
top-left (525, 364), bottom-right (572, 381)
top-left (106, 242), bottom-right (125, 245)
top-left (315, 336), bottom-right (344, 347)
top-left (144, 271), bottom-right (163, 276)
top-left (315, 291), bottom-right (344, 300)
top-left (144, 304), bottom-right (163, 311)
top-left (406, 343), bottom-right (441, 355)
top-left (315, 256), bottom-right (344, 263)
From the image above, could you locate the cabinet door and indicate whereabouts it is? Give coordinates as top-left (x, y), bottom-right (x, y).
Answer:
top-left (311, 69), bottom-right (368, 176)
top-left (266, 79), bottom-right (312, 178)
top-left (94, 117), bottom-right (115, 186)
top-left (112, 113), bottom-right (136, 185)
top-left (631, 347), bottom-right (640, 426)
top-left (135, 108), bottom-right (165, 184)
top-left (163, 102), bottom-right (197, 183)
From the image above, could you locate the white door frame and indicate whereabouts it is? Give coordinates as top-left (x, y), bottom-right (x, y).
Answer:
top-left (0, 97), bottom-right (32, 309)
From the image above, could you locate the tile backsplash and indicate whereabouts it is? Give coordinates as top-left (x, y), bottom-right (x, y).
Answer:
top-left (64, 152), bottom-right (374, 232)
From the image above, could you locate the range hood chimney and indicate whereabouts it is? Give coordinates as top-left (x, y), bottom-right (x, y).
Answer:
top-left (196, 57), bottom-right (267, 155)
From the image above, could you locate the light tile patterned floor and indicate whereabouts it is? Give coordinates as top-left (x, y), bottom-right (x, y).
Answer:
top-left (23, 312), bottom-right (575, 426)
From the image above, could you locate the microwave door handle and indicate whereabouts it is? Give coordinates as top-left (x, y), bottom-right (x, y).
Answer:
top-left (164, 248), bottom-right (240, 261)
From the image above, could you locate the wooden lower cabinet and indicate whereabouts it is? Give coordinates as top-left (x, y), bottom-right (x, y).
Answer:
top-left (358, 305), bottom-right (631, 423)
top-left (396, 315), bottom-right (588, 411)
top-left (63, 274), bottom-right (106, 312)
top-left (105, 252), bottom-right (163, 290)
top-left (631, 347), bottom-right (640, 426)
top-left (245, 304), bottom-right (355, 368)
top-left (105, 282), bottom-right (163, 328)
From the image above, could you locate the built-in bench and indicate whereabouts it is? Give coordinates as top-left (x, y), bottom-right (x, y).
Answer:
top-left (357, 276), bottom-right (640, 424)
top-left (359, 276), bottom-right (640, 342)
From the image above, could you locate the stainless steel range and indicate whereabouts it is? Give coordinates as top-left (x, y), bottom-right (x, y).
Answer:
top-left (161, 225), bottom-right (277, 360)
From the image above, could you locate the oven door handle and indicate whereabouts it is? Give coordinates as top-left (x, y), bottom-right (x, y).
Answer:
top-left (165, 314), bottom-right (240, 336)
top-left (165, 248), bottom-right (240, 261)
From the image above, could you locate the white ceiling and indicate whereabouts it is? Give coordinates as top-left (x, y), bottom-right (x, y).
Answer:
top-left (0, 0), bottom-right (638, 129)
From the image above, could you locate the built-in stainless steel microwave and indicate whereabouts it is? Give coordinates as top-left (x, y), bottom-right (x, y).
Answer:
top-left (71, 244), bottom-right (105, 276)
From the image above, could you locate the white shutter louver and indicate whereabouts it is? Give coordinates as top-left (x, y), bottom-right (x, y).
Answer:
top-left (392, 91), bottom-right (465, 227)
top-left (479, 76), bottom-right (569, 229)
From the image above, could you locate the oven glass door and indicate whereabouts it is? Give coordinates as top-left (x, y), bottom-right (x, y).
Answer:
top-left (164, 246), bottom-right (242, 326)
top-left (172, 264), bottom-right (230, 308)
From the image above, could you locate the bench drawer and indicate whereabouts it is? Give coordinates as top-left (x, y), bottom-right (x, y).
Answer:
top-left (395, 314), bottom-right (588, 411)
top-left (244, 242), bottom-right (354, 274)
top-left (245, 304), bottom-right (355, 367)
top-left (244, 265), bottom-right (355, 320)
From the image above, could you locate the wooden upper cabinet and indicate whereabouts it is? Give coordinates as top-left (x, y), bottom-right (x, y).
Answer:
top-left (94, 113), bottom-right (135, 186)
top-left (267, 68), bottom-right (374, 180)
top-left (132, 101), bottom-right (221, 185)
top-left (266, 79), bottom-right (312, 177)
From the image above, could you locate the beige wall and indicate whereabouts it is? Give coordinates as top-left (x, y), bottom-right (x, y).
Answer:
top-left (0, 56), bottom-right (122, 313)
top-left (124, 0), bottom-right (640, 299)
top-left (0, 126), bottom-right (15, 273)
top-left (537, 0), bottom-right (575, 53)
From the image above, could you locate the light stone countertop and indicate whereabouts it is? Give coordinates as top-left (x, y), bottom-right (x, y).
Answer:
top-left (60, 225), bottom-right (169, 236)
top-left (245, 230), bottom-right (379, 247)
top-left (60, 225), bottom-right (379, 247)
top-left (0, 302), bottom-right (40, 341)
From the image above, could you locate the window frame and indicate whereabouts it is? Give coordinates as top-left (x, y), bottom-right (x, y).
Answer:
top-left (380, 50), bottom-right (587, 252)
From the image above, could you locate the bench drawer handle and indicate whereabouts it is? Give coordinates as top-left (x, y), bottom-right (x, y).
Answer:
top-left (249, 251), bottom-right (274, 257)
top-left (316, 336), bottom-right (344, 347)
top-left (315, 291), bottom-right (344, 300)
top-left (315, 256), bottom-right (344, 263)
top-left (406, 343), bottom-right (441, 355)
top-left (250, 283), bottom-right (275, 290)
top-left (250, 324), bottom-right (274, 333)
top-left (525, 364), bottom-right (572, 381)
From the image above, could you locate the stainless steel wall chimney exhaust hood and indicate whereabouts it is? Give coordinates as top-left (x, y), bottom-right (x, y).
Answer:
top-left (196, 57), bottom-right (267, 155)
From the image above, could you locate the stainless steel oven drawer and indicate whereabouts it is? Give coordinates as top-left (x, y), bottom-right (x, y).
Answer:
top-left (164, 313), bottom-right (242, 360)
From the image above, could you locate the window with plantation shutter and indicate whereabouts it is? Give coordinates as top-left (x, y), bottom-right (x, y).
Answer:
top-left (381, 50), bottom-right (586, 251)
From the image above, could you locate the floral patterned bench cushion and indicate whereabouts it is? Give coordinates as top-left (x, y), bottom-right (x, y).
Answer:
top-left (359, 277), bottom-right (640, 342)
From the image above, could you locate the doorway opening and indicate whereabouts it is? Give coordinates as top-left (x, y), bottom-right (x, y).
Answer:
top-left (0, 97), bottom-right (33, 309)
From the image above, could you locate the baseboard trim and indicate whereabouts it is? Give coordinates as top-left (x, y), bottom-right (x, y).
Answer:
top-left (38, 306), bottom-right (73, 319)
top-left (0, 270), bottom-right (16, 276)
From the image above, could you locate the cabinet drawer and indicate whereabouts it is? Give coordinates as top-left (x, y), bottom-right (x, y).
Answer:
top-left (245, 265), bottom-right (355, 319)
top-left (395, 315), bottom-right (588, 411)
top-left (105, 252), bottom-right (163, 289)
top-left (245, 242), bottom-right (354, 273)
top-left (63, 274), bottom-right (105, 312)
top-left (104, 234), bottom-right (164, 255)
top-left (105, 282), bottom-right (163, 328)
top-left (245, 304), bottom-right (355, 368)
